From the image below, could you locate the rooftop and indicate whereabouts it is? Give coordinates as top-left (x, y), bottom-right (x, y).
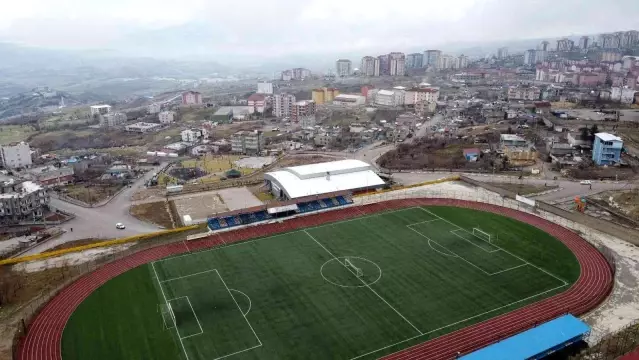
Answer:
top-left (595, 132), bottom-right (622, 142)
top-left (378, 90), bottom-right (395, 96)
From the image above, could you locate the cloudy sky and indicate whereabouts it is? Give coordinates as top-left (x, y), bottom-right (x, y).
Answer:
top-left (0, 0), bottom-right (637, 60)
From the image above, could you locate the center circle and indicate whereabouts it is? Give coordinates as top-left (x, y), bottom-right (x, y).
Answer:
top-left (320, 256), bottom-right (382, 288)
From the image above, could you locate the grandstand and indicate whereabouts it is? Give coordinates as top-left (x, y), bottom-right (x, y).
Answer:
top-left (264, 159), bottom-right (385, 200)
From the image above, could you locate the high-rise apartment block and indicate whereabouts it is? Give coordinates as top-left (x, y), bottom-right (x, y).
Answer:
top-left (424, 50), bottom-right (442, 69)
top-left (273, 93), bottom-right (296, 118)
top-left (0, 142), bottom-right (32, 169)
top-left (336, 59), bottom-right (352, 77)
top-left (406, 53), bottom-right (424, 69)
top-left (497, 47), bottom-right (508, 59)
top-left (389, 52), bottom-right (406, 76)
top-left (361, 56), bottom-right (380, 76)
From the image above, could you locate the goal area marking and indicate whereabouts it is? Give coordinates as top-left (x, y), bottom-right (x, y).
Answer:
top-left (151, 264), bottom-right (262, 360)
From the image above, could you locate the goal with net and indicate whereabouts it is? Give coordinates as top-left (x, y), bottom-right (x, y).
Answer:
top-left (472, 228), bottom-right (492, 243)
top-left (343, 258), bottom-right (363, 278)
top-left (159, 303), bottom-right (177, 329)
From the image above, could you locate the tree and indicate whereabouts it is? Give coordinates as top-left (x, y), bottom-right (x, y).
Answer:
top-left (589, 124), bottom-right (599, 136)
top-left (501, 156), bottom-right (509, 170)
top-left (580, 127), bottom-right (589, 140)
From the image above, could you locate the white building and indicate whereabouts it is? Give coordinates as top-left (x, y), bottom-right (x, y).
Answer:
top-left (389, 52), bottom-right (406, 76)
top-left (524, 49), bottom-right (536, 65)
top-left (507, 86), bottom-right (540, 101)
top-left (375, 90), bottom-right (400, 106)
top-left (0, 142), bottom-right (32, 168)
top-left (231, 130), bottom-right (264, 154)
top-left (333, 94), bottom-right (366, 106)
top-left (274, 93), bottom-right (296, 118)
top-left (148, 103), bottom-right (162, 114)
top-left (247, 94), bottom-right (267, 114)
top-left (336, 59), bottom-right (352, 77)
top-left (361, 56), bottom-right (380, 76)
top-left (440, 55), bottom-right (455, 69)
top-left (159, 111), bottom-right (176, 124)
top-left (611, 87), bottom-right (638, 104)
top-left (257, 82), bottom-right (274, 94)
top-left (424, 50), bottom-right (442, 69)
top-left (124, 122), bottom-right (162, 133)
top-left (90, 105), bottom-right (111, 116)
top-left (455, 55), bottom-right (469, 69)
top-left (264, 159), bottom-right (385, 200)
top-left (405, 88), bottom-right (439, 107)
top-left (181, 128), bottom-right (208, 143)
top-left (100, 112), bottom-right (127, 127)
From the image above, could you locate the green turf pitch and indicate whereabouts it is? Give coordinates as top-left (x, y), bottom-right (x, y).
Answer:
top-left (62, 206), bottom-right (580, 360)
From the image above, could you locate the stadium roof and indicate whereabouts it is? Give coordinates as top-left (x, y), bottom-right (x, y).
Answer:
top-left (264, 159), bottom-right (385, 199)
top-left (459, 315), bottom-right (590, 360)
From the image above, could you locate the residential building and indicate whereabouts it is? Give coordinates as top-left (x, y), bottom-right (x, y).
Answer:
top-left (389, 52), bottom-right (406, 76)
top-left (90, 105), bottom-right (111, 116)
top-left (292, 68), bottom-right (311, 80)
top-left (292, 100), bottom-right (316, 127)
top-left (600, 51), bottom-right (623, 63)
top-left (497, 47), bottom-right (509, 59)
top-left (281, 70), bottom-right (292, 81)
top-left (257, 82), bottom-right (273, 94)
top-left (406, 53), bottom-right (424, 69)
top-left (611, 87), bottom-right (638, 103)
top-left (336, 59), bottom-right (352, 77)
top-left (539, 41), bottom-right (550, 51)
top-left (0, 177), bottom-right (48, 225)
top-left (333, 94), bottom-right (366, 106)
top-left (524, 49), bottom-right (536, 65)
top-left (100, 112), bottom-right (127, 127)
top-left (455, 54), bottom-right (469, 69)
top-left (567, 133), bottom-right (591, 147)
top-left (361, 56), bottom-right (380, 76)
top-left (273, 93), bottom-right (296, 118)
top-left (424, 50), bottom-right (442, 69)
top-left (182, 91), bottom-right (203, 105)
top-left (500, 134), bottom-right (528, 148)
top-left (507, 85), bottom-right (540, 101)
top-left (579, 36), bottom-right (590, 50)
top-left (312, 88), bottom-right (339, 105)
top-left (378, 54), bottom-right (390, 75)
top-left (124, 122), bottom-right (162, 133)
top-left (592, 133), bottom-right (623, 165)
top-left (622, 30), bottom-right (639, 47)
top-left (405, 87), bottom-right (439, 107)
top-left (231, 131), bottom-right (264, 154)
top-left (375, 90), bottom-right (400, 107)
top-left (148, 103), bottom-right (162, 114)
top-left (1, 142), bottom-right (32, 169)
top-left (535, 50), bottom-right (547, 63)
top-left (247, 93), bottom-right (267, 114)
top-left (556, 38), bottom-right (574, 51)
top-left (181, 128), bottom-right (207, 143)
top-left (29, 165), bottom-right (74, 187)
top-left (159, 111), bottom-right (176, 124)
top-left (440, 55), bottom-right (455, 69)
top-left (314, 133), bottom-right (333, 147)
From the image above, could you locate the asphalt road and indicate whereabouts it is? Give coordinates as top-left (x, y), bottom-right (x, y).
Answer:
top-left (24, 166), bottom-right (163, 255)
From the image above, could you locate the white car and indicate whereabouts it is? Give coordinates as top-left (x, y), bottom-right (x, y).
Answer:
top-left (580, 180), bottom-right (592, 185)
top-left (116, 223), bottom-right (126, 229)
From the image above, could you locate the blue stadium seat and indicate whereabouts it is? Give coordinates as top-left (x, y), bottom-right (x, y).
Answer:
top-left (336, 196), bottom-right (347, 205)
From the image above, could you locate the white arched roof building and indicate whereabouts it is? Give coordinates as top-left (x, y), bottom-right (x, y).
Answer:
top-left (264, 159), bottom-right (385, 200)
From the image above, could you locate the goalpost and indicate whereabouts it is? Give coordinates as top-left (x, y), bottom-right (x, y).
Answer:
top-left (472, 228), bottom-right (492, 243)
top-left (159, 302), bottom-right (177, 329)
top-left (343, 257), bottom-right (364, 278)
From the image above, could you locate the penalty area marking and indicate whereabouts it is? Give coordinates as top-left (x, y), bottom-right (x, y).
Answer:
top-left (320, 256), bottom-right (383, 289)
top-left (229, 289), bottom-right (252, 316)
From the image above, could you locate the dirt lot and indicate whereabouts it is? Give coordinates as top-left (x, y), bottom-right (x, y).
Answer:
top-left (61, 183), bottom-right (123, 204)
top-left (591, 189), bottom-right (639, 223)
top-left (491, 183), bottom-right (558, 196)
top-left (172, 191), bottom-right (228, 221)
top-left (130, 202), bottom-right (174, 228)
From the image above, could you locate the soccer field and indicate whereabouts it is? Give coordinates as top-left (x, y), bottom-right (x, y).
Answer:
top-left (62, 206), bottom-right (580, 360)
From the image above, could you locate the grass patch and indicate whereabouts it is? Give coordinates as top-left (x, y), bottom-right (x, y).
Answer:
top-left (0, 125), bottom-right (36, 145)
top-left (181, 155), bottom-right (240, 173)
top-left (62, 206), bottom-right (578, 360)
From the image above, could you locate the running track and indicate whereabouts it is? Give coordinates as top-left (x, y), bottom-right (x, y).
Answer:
top-left (16, 199), bottom-right (613, 360)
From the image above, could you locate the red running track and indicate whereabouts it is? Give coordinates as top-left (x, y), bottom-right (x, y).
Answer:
top-left (16, 199), bottom-right (613, 360)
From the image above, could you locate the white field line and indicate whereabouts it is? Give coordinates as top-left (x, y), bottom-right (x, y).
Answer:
top-left (215, 269), bottom-right (263, 347)
top-left (211, 344), bottom-right (262, 360)
top-left (427, 240), bottom-right (458, 257)
top-left (303, 230), bottom-right (423, 336)
top-left (489, 263), bottom-right (528, 275)
top-left (348, 282), bottom-right (569, 360)
top-left (406, 218), bottom-right (441, 227)
top-left (151, 262), bottom-right (190, 360)
top-left (156, 207), bottom-right (424, 264)
top-left (229, 289), bottom-right (253, 316)
top-left (419, 208), bottom-right (568, 285)
top-left (160, 269), bottom-right (218, 283)
top-left (182, 296), bottom-right (204, 339)
top-left (449, 229), bottom-right (500, 253)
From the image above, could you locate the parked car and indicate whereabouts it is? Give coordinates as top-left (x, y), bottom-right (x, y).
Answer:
top-left (580, 180), bottom-right (592, 185)
top-left (116, 223), bottom-right (126, 229)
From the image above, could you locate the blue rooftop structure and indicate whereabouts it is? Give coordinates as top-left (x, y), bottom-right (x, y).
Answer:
top-left (460, 315), bottom-right (590, 360)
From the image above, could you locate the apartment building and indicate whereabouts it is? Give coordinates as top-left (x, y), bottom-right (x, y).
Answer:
top-left (90, 105), bottom-right (111, 116)
top-left (181, 128), bottom-right (208, 143)
top-left (247, 93), bottom-right (267, 114)
top-left (231, 131), bottom-right (264, 154)
top-left (274, 93), bottom-right (296, 118)
top-left (292, 100), bottom-right (316, 127)
top-left (406, 53), bottom-right (424, 69)
top-left (257, 82), bottom-right (273, 94)
top-left (311, 88), bottom-right (339, 105)
top-left (507, 85), bottom-right (541, 101)
top-left (0, 177), bottom-right (49, 225)
top-left (1, 142), bottom-right (32, 169)
top-left (592, 133), bottom-right (623, 165)
top-left (361, 56), bottom-right (380, 76)
top-left (336, 59), bottom-right (352, 77)
top-left (148, 103), bottom-right (162, 114)
top-left (389, 52), bottom-right (406, 76)
top-left (100, 112), bottom-right (127, 127)
top-left (424, 50), bottom-right (442, 69)
top-left (159, 111), bottom-right (176, 124)
top-left (182, 91), bottom-right (203, 105)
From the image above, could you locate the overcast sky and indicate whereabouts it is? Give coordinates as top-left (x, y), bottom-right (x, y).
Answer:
top-left (1, 0), bottom-right (638, 60)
